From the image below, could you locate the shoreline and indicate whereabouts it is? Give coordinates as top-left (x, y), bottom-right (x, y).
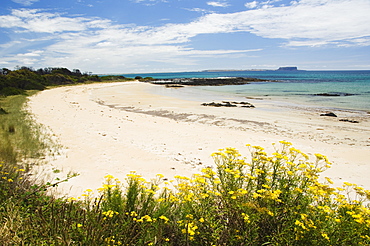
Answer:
top-left (27, 82), bottom-right (370, 197)
top-left (148, 82), bottom-right (370, 117)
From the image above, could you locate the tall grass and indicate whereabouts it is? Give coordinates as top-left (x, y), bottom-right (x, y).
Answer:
top-left (0, 92), bottom-right (59, 163)
top-left (0, 92), bottom-right (369, 245)
top-left (0, 92), bottom-right (70, 244)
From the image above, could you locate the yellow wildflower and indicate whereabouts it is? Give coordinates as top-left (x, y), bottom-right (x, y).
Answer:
top-left (321, 233), bottom-right (330, 240)
top-left (241, 213), bottom-right (251, 223)
top-left (104, 174), bottom-right (114, 180)
top-left (159, 215), bottom-right (169, 223)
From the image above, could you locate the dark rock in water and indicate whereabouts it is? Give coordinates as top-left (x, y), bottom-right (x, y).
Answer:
top-left (150, 77), bottom-right (269, 86)
top-left (246, 96), bottom-right (263, 100)
top-left (201, 101), bottom-right (255, 108)
top-left (221, 101), bottom-right (236, 107)
top-left (231, 101), bottom-right (255, 108)
top-left (339, 119), bottom-right (359, 123)
top-left (320, 112), bottom-right (337, 117)
top-left (315, 93), bottom-right (356, 97)
top-left (165, 84), bottom-right (184, 88)
top-left (202, 102), bottom-right (237, 107)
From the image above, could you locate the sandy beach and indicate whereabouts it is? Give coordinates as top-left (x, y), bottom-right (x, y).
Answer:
top-left (27, 82), bottom-right (370, 198)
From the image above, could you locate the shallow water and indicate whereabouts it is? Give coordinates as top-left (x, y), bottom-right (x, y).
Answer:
top-left (122, 70), bottom-right (370, 112)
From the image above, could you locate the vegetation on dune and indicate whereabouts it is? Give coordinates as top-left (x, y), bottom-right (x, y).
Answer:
top-left (0, 92), bottom-right (54, 164)
top-left (100, 75), bottom-right (135, 82)
top-left (0, 66), bottom-right (134, 96)
top-left (0, 74), bottom-right (369, 245)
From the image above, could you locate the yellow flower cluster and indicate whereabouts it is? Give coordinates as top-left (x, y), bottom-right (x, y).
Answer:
top-left (73, 142), bottom-right (370, 245)
top-left (0, 162), bottom-right (26, 183)
top-left (102, 210), bottom-right (119, 218)
top-left (159, 215), bottom-right (169, 223)
top-left (104, 236), bottom-right (122, 245)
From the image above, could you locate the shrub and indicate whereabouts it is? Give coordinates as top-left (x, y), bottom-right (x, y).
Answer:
top-left (76, 142), bottom-right (370, 245)
top-left (0, 87), bottom-right (25, 96)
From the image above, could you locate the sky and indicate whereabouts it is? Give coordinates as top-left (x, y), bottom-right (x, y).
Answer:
top-left (0, 0), bottom-right (370, 74)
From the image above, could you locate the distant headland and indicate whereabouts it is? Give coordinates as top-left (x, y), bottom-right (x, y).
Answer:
top-left (202, 67), bottom-right (303, 72)
top-left (277, 67), bottom-right (299, 71)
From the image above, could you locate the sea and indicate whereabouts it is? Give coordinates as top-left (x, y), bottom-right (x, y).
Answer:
top-left (121, 70), bottom-right (370, 112)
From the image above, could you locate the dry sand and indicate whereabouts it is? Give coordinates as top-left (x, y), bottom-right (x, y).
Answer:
top-left (27, 82), bottom-right (370, 197)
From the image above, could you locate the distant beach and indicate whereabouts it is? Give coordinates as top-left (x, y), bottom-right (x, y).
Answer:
top-left (28, 80), bottom-right (370, 198)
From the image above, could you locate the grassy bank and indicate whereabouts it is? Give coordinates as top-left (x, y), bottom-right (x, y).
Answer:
top-left (0, 92), bottom-right (369, 245)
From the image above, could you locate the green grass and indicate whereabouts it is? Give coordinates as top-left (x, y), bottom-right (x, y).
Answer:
top-left (0, 92), bottom-right (59, 163)
top-left (0, 92), bottom-right (369, 245)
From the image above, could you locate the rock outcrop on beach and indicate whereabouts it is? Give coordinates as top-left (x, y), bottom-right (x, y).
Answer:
top-left (339, 119), bottom-right (359, 123)
top-left (149, 77), bottom-right (268, 86)
top-left (320, 112), bottom-right (337, 117)
top-left (201, 101), bottom-right (255, 108)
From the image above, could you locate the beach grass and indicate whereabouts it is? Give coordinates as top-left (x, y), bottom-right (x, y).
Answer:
top-left (0, 92), bottom-right (60, 162)
top-left (0, 92), bottom-right (369, 245)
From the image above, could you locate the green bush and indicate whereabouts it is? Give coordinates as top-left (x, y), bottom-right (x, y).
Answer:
top-left (21, 141), bottom-right (366, 245)
top-left (0, 67), bottom-right (104, 96)
top-left (0, 87), bottom-right (25, 96)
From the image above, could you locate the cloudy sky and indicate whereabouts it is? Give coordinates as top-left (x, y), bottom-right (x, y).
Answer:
top-left (1, 0), bottom-right (369, 73)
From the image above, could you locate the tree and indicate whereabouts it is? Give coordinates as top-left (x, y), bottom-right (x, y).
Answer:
top-left (51, 67), bottom-right (73, 76)
top-left (72, 69), bottom-right (82, 77)
top-left (6, 69), bottom-right (46, 90)
top-left (0, 68), bottom-right (11, 75)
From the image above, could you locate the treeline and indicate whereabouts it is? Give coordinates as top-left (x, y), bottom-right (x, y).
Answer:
top-left (0, 66), bottom-right (130, 96)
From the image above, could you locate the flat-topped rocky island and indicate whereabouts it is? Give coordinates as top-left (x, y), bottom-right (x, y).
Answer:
top-left (148, 77), bottom-right (270, 86)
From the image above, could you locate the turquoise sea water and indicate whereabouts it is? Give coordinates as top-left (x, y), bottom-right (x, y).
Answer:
top-left (122, 70), bottom-right (370, 111)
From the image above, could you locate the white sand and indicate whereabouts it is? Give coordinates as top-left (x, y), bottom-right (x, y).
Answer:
top-left (27, 82), bottom-right (370, 197)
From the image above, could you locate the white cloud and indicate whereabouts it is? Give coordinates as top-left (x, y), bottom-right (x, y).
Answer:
top-left (0, 9), bottom-right (96, 33)
top-left (16, 50), bottom-right (43, 57)
top-left (0, 40), bottom-right (22, 49)
top-left (261, 0), bottom-right (281, 4)
top-left (1, 0), bottom-right (370, 72)
top-left (245, 1), bottom-right (258, 9)
top-left (337, 37), bottom-right (370, 47)
top-left (0, 8), bottom-right (259, 71)
top-left (130, 0), bottom-right (167, 5)
top-left (12, 0), bottom-right (40, 6)
top-left (185, 8), bottom-right (214, 14)
top-left (207, 1), bottom-right (229, 7)
top-left (245, 0), bottom-right (282, 9)
top-left (211, 0), bottom-right (370, 47)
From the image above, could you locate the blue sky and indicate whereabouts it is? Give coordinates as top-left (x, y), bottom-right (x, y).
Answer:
top-left (0, 0), bottom-right (369, 73)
